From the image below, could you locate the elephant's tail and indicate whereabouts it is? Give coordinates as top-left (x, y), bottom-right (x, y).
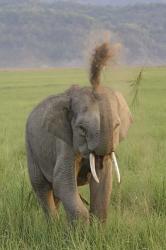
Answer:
top-left (89, 42), bottom-right (120, 89)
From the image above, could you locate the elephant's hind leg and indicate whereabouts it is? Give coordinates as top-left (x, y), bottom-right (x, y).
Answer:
top-left (27, 155), bottom-right (59, 217)
top-left (47, 190), bottom-right (60, 217)
top-left (31, 173), bottom-right (60, 217)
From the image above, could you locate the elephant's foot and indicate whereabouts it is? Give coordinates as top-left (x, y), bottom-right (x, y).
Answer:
top-left (55, 189), bottom-right (89, 223)
top-left (65, 196), bottom-right (89, 223)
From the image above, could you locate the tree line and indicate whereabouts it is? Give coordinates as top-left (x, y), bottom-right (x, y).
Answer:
top-left (0, 1), bottom-right (165, 67)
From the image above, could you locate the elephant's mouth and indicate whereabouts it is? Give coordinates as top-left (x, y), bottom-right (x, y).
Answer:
top-left (77, 152), bottom-right (120, 185)
top-left (89, 152), bottom-right (120, 184)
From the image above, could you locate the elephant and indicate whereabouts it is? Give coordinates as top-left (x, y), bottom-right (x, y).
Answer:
top-left (25, 42), bottom-right (133, 223)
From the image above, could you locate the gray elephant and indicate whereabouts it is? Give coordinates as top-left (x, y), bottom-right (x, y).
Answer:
top-left (26, 42), bottom-right (133, 223)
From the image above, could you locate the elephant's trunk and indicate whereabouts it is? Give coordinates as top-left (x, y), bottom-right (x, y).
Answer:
top-left (88, 90), bottom-right (113, 184)
top-left (94, 90), bottom-right (114, 156)
top-left (89, 155), bottom-right (113, 222)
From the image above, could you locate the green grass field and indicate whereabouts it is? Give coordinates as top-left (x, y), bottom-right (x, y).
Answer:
top-left (0, 67), bottom-right (165, 249)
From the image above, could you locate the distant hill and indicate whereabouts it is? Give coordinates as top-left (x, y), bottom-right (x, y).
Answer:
top-left (0, 0), bottom-right (166, 6)
top-left (42, 0), bottom-right (166, 5)
top-left (0, 2), bottom-right (165, 67)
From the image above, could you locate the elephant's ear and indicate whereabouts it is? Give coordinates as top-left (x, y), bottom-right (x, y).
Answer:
top-left (42, 93), bottom-right (72, 145)
top-left (115, 92), bottom-right (133, 141)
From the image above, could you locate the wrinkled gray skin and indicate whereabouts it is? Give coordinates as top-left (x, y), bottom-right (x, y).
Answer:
top-left (26, 85), bottom-right (132, 223)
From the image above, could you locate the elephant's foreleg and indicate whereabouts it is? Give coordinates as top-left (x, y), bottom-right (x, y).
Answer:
top-left (53, 172), bottom-right (89, 222)
top-left (52, 148), bottom-right (89, 222)
top-left (59, 190), bottom-right (89, 222)
top-left (89, 157), bottom-right (112, 222)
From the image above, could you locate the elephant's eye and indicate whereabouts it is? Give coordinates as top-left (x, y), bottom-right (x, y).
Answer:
top-left (79, 126), bottom-right (86, 137)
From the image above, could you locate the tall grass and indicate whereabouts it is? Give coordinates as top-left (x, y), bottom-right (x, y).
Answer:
top-left (0, 67), bottom-right (165, 249)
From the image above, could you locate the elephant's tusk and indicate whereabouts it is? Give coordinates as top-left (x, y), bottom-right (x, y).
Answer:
top-left (89, 153), bottom-right (100, 183)
top-left (112, 152), bottom-right (121, 184)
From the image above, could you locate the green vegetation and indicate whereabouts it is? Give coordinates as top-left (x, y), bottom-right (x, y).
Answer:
top-left (0, 66), bottom-right (165, 249)
top-left (0, 1), bottom-right (166, 67)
